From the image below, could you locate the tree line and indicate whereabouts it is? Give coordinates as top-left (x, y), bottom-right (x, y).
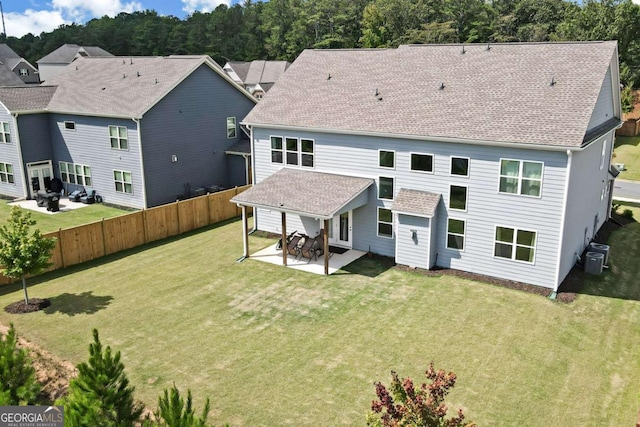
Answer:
top-left (3, 0), bottom-right (640, 86)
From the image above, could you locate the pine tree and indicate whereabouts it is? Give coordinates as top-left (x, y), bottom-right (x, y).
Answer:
top-left (0, 324), bottom-right (41, 405)
top-left (143, 385), bottom-right (210, 427)
top-left (63, 329), bottom-right (143, 427)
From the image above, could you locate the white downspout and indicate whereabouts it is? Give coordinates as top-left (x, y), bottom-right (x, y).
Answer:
top-left (11, 113), bottom-right (29, 198)
top-left (249, 125), bottom-right (257, 232)
top-left (552, 149), bottom-right (573, 296)
top-left (132, 118), bottom-right (148, 209)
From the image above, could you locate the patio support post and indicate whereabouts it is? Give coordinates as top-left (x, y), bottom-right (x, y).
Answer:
top-left (281, 212), bottom-right (287, 266)
top-left (242, 205), bottom-right (249, 258)
top-left (323, 219), bottom-right (329, 275)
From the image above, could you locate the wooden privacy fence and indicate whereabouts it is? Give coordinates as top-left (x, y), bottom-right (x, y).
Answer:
top-left (0, 186), bottom-right (250, 285)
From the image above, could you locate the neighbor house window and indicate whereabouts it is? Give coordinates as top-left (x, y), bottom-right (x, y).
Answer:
top-left (0, 122), bottom-right (10, 143)
top-left (64, 121), bottom-right (76, 130)
top-left (449, 185), bottom-right (467, 211)
top-left (600, 139), bottom-right (607, 170)
top-left (411, 153), bottom-right (433, 173)
top-left (377, 207), bottom-right (393, 238)
top-left (109, 125), bottom-right (128, 150)
top-left (379, 150), bottom-right (395, 168)
top-left (301, 138), bottom-right (314, 167)
top-left (114, 170), bottom-right (133, 193)
top-left (286, 137), bottom-right (298, 165)
top-left (451, 157), bottom-right (469, 176)
top-left (447, 218), bottom-right (465, 250)
top-left (378, 177), bottom-right (394, 200)
top-left (494, 226), bottom-right (537, 263)
top-left (271, 136), bottom-right (283, 163)
top-left (0, 162), bottom-right (14, 184)
top-left (226, 117), bottom-right (237, 139)
top-left (19, 69), bottom-right (28, 76)
top-left (59, 162), bottom-right (91, 186)
top-left (499, 159), bottom-right (542, 197)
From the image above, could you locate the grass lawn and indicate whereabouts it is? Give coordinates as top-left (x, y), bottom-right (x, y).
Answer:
top-left (613, 136), bottom-right (640, 180)
top-left (0, 200), bottom-right (130, 233)
top-left (1, 218), bottom-right (640, 426)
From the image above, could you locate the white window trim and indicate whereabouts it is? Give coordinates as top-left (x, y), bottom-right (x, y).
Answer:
top-left (19, 69), bottom-right (28, 76)
top-left (377, 176), bottom-right (395, 201)
top-left (449, 156), bottom-right (470, 177)
top-left (59, 161), bottom-right (92, 187)
top-left (493, 225), bottom-right (537, 265)
top-left (497, 158), bottom-right (544, 198)
top-left (378, 149), bottom-right (396, 170)
top-left (446, 218), bottom-right (465, 251)
top-left (0, 162), bottom-right (15, 184)
top-left (113, 169), bottom-right (133, 194)
top-left (0, 121), bottom-right (11, 143)
top-left (109, 125), bottom-right (129, 150)
top-left (300, 138), bottom-right (315, 169)
top-left (285, 136), bottom-right (300, 167)
top-left (64, 121), bottom-right (76, 131)
top-left (226, 117), bottom-right (237, 139)
top-left (377, 207), bottom-right (394, 239)
top-left (448, 184), bottom-right (468, 212)
top-left (409, 152), bottom-right (435, 174)
top-left (270, 135), bottom-right (284, 164)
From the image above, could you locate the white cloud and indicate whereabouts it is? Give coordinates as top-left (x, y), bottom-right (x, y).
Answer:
top-left (52, 0), bottom-right (144, 22)
top-left (182, 0), bottom-right (230, 14)
top-left (5, 9), bottom-right (69, 37)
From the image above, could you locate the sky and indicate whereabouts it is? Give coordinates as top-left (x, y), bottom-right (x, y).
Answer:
top-left (1, 0), bottom-right (241, 38)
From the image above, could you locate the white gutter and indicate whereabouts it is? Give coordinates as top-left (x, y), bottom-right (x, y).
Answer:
top-left (11, 113), bottom-right (30, 198)
top-left (132, 118), bottom-right (148, 209)
top-left (553, 149), bottom-right (573, 293)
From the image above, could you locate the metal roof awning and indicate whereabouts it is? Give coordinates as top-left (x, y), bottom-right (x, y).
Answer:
top-left (391, 188), bottom-right (441, 218)
top-left (231, 168), bottom-right (373, 219)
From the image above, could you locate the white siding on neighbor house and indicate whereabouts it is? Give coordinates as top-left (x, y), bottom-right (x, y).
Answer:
top-left (556, 131), bottom-right (615, 289)
top-left (0, 106), bottom-right (25, 199)
top-left (251, 126), bottom-right (568, 288)
top-left (587, 67), bottom-right (615, 131)
top-left (396, 214), bottom-right (431, 270)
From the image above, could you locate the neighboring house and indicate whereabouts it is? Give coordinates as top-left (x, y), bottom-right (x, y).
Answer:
top-left (0, 55), bottom-right (256, 209)
top-left (223, 60), bottom-right (290, 99)
top-left (36, 44), bottom-right (114, 82)
top-left (232, 41), bottom-right (622, 291)
top-left (0, 44), bottom-right (39, 84)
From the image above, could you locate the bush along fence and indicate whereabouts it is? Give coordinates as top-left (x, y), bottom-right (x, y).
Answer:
top-left (0, 186), bottom-right (251, 285)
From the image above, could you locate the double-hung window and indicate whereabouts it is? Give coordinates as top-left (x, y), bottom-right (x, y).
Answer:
top-left (377, 207), bottom-right (393, 238)
top-left (301, 139), bottom-right (314, 167)
top-left (499, 159), bottom-right (542, 197)
top-left (226, 117), bottom-right (237, 138)
top-left (59, 162), bottom-right (91, 186)
top-left (447, 219), bottom-right (465, 250)
top-left (494, 226), bottom-right (537, 263)
top-left (286, 137), bottom-right (298, 165)
top-left (114, 170), bottom-right (133, 193)
top-left (271, 136), bottom-right (283, 164)
top-left (0, 162), bottom-right (14, 183)
top-left (109, 125), bottom-right (128, 150)
top-left (0, 122), bottom-right (10, 143)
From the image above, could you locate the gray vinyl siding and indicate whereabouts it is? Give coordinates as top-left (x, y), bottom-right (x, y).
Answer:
top-left (37, 64), bottom-right (66, 83)
top-left (50, 114), bottom-right (144, 209)
top-left (141, 65), bottom-right (256, 207)
top-left (557, 131), bottom-right (614, 288)
top-left (396, 214), bottom-right (430, 269)
top-left (18, 114), bottom-right (53, 163)
top-left (251, 127), bottom-right (567, 288)
top-left (587, 66), bottom-right (615, 131)
top-left (15, 61), bottom-right (40, 84)
top-left (0, 107), bottom-right (24, 198)
top-left (227, 154), bottom-right (248, 187)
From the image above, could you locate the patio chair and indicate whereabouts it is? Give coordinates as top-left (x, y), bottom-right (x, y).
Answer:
top-left (287, 234), bottom-right (306, 257)
top-left (301, 232), bottom-right (324, 262)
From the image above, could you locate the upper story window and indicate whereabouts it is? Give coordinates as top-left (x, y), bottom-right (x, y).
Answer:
top-left (286, 137), bottom-right (298, 165)
top-left (379, 150), bottom-right (395, 168)
top-left (60, 162), bottom-right (92, 186)
top-left (19, 69), bottom-right (28, 76)
top-left (301, 139), bottom-right (314, 167)
top-left (411, 153), bottom-right (433, 173)
top-left (64, 121), bottom-right (76, 131)
top-left (0, 162), bottom-right (14, 184)
top-left (227, 117), bottom-right (237, 139)
top-left (450, 157), bottom-right (469, 176)
top-left (378, 176), bottom-right (394, 200)
top-left (109, 125), bottom-right (128, 150)
top-left (494, 226), bottom-right (537, 263)
top-left (499, 159), bottom-right (542, 197)
top-left (0, 122), bottom-right (11, 143)
top-left (449, 185), bottom-right (467, 211)
top-left (271, 136), bottom-right (283, 163)
top-left (114, 170), bottom-right (133, 194)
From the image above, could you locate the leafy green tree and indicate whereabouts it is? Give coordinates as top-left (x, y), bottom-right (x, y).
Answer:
top-left (0, 324), bottom-right (41, 405)
top-left (621, 84), bottom-right (637, 114)
top-left (366, 363), bottom-right (475, 427)
top-left (63, 329), bottom-right (143, 427)
top-left (143, 385), bottom-right (210, 427)
top-left (0, 206), bottom-right (56, 305)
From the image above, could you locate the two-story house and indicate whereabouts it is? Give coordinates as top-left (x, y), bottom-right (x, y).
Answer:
top-left (36, 44), bottom-right (114, 82)
top-left (223, 60), bottom-right (290, 100)
top-left (0, 55), bottom-right (256, 209)
top-left (231, 41), bottom-right (621, 291)
top-left (0, 44), bottom-right (39, 85)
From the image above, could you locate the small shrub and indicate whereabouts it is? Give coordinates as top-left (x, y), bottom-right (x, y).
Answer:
top-left (0, 324), bottom-right (41, 405)
top-left (143, 385), bottom-right (210, 427)
top-left (622, 209), bottom-right (634, 219)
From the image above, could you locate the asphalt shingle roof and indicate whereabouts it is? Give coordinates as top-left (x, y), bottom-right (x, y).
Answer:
top-left (37, 44), bottom-right (113, 64)
top-left (231, 168), bottom-right (373, 218)
top-left (244, 42), bottom-right (619, 148)
top-left (0, 86), bottom-right (56, 111)
top-left (392, 189), bottom-right (441, 217)
top-left (0, 66), bottom-right (25, 87)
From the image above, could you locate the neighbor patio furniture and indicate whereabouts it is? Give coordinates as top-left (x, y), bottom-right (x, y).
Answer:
top-left (287, 233), bottom-right (306, 257)
top-left (300, 231), bottom-right (325, 262)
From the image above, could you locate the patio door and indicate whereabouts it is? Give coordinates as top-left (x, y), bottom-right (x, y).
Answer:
top-left (26, 161), bottom-right (53, 198)
top-left (328, 211), bottom-right (352, 248)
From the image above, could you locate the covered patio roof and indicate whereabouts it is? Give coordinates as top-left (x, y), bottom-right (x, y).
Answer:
top-left (230, 168), bottom-right (374, 219)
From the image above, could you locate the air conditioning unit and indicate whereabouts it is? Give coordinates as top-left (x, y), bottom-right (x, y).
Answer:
top-left (584, 251), bottom-right (604, 275)
top-left (588, 243), bottom-right (610, 265)
top-left (615, 163), bottom-right (626, 171)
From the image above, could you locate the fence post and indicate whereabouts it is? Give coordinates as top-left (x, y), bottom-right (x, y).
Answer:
top-left (176, 200), bottom-right (181, 235)
top-left (101, 218), bottom-right (107, 256)
top-left (206, 193), bottom-right (212, 226)
top-left (58, 228), bottom-right (66, 269)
